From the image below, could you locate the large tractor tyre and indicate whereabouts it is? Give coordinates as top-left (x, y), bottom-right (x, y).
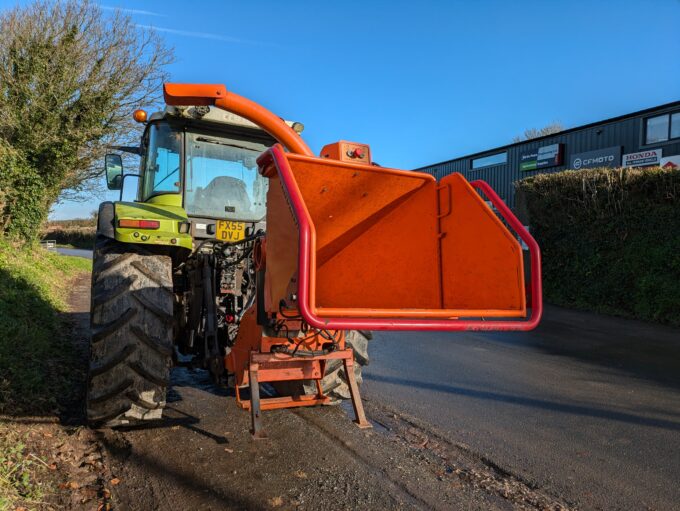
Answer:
top-left (319, 330), bottom-right (370, 401)
top-left (271, 330), bottom-right (370, 403)
top-left (87, 236), bottom-right (174, 427)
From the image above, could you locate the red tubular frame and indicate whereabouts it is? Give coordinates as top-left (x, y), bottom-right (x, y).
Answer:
top-left (260, 146), bottom-right (543, 332)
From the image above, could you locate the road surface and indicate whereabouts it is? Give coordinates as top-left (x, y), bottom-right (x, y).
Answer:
top-left (67, 275), bottom-right (567, 510)
top-left (363, 306), bottom-right (680, 510)
top-left (56, 247), bottom-right (93, 259)
top-left (64, 265), bottom-right (679, 509)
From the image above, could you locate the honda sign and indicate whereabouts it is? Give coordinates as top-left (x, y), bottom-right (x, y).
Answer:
top-left (622, 149), bottom-right (662, 167)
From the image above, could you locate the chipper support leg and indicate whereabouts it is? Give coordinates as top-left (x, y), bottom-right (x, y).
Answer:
top-left (343, 357), bottom-right (372, 429)
top-left (236, 348), bottom-right (369, 436)
top-left (248, 362), bottom-right (267, 440)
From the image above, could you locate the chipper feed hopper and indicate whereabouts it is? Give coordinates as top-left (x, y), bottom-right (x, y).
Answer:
top-left (89, 83), bottom-right (541, 437)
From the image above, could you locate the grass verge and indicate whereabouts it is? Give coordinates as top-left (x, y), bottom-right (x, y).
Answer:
top-left (0, 429), bottom-right (49, 510)
top-left (0, 239), bottom-right (91, 414)
top-left (0, 239), bottom-right (92, 510)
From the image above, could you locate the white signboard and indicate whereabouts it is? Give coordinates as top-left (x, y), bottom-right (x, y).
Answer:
top-left (622, 149), bottom-right (662, 167)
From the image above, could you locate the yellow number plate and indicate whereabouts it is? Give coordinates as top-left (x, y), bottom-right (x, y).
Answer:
top-left (216, 220), bottom-right (245, 242)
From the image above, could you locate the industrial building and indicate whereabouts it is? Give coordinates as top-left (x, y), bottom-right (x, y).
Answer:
top-left (418, 101), bottom-right (680, 208)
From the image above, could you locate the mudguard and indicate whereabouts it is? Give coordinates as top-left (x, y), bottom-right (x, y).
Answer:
top-left (96, 202), bottom-right (115, 240)
top-left (112, 196), bottom-right (193, 250)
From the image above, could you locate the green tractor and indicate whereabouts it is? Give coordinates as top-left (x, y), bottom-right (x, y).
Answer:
top-left (89, 98), bottom-right (369, 427)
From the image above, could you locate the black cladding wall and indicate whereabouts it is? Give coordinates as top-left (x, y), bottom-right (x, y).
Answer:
top-left (418, 101), bottom-right (680, 208)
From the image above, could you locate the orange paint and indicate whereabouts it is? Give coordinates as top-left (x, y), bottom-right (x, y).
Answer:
top-left (159, 83), bottom-right (539, 433)
top-left (163, 83), bottom-right (227, 105)
top-left (261, 150), bottom-right (526, 321)
top-left (320, 141), bottom-right (372, 165)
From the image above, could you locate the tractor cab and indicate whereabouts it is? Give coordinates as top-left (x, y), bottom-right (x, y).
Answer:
top-left (107, 104), bottom-right (303, 243)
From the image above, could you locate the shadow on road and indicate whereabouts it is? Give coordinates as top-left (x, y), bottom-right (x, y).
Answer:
top-left (364, 372), bottom-right (680, 432)
top-left (477, 305), bottom-right (680, 391)
top-left (114, 367), bottom-right (231, 445)
top-left (97, 430), bottom-right (265, 510)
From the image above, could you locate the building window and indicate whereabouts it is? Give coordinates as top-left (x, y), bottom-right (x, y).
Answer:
top-left (645, 112), bottom-right (680, 144)
top-left (671, 112), bottom-right (680, 140)
top-left (471, 152), bottom-right (507, 169)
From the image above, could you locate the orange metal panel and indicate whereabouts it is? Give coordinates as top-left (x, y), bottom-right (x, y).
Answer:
top-left (438, 173), bottom-right (525, 313)
top-left (226, 306), bottom-right (261, 386)
top-left (256, 361), bottom-right (322, 382)
top-left (163, 83), bottom-right (227, 106)
top-left (289, 157), bottom-right (430, 254)
top-left (237, 394), bottom-right (331, 411)
top-left (262, 174), bottom-right (300, 314)
top-left (260, 148), bottom-right (527, 321)
top-left (320, 141), bottom-right (372, 165)
top-left (250, 348), bottom-right (352, 364)
top-left (313, 180), bottom-right (441, 310)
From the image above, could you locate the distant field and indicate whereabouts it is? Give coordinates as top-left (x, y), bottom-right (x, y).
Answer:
top-left (42, 218), bottom-right (96, 249)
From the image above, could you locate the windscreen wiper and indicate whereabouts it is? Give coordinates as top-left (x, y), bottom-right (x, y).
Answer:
top-left (155, 166), bottom-right (180, 188)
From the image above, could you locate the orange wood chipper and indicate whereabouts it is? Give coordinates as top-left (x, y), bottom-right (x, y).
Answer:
top-left (89, 83), bottom-right (541, 437)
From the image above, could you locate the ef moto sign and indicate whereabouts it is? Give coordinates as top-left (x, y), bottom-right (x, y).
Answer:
top-left (570, 146), bottom-right (621, 170)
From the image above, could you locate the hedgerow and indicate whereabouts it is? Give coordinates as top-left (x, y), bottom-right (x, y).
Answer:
top-left (41, 225), bottom-right (96, 249)
top-left (0, 143), bottom-right (46, 241)
top-left (0, 0), bottom-right (172, 242)
top-left (516, 166), bottom-right (680, 326)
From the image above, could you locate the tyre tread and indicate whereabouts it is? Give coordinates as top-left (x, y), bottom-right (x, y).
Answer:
top-left (87, 237), bottom-right (173, 428)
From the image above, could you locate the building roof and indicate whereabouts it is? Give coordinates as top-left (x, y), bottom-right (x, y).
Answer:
top-left (417, 100), bottom-right (680, 170)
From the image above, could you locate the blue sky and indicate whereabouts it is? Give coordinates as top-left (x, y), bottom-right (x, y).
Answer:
top-left (3, 0), bottom-right (678, 219)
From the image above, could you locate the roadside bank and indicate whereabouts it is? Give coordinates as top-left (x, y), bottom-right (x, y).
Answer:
top-left (0, 242), bottom-right (109, 510)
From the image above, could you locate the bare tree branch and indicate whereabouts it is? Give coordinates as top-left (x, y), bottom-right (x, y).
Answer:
top-left (512, 122), bottom-right (565, 143)
top-left (0, 0), bottom-right (174, 209)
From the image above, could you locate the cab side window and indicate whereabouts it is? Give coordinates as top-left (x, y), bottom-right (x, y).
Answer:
top-left (142, 123), bottom-right (181, 199)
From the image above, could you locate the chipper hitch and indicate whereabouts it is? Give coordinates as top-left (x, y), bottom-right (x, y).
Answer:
top-left (163, 84), bottom-right (543, 437)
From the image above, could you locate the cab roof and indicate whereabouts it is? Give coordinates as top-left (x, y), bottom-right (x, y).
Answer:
top-left (149, 105), bottom-right (303, 134)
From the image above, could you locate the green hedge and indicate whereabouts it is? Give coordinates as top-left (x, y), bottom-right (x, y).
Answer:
top-left (516, 166), bottom-right (680, 326)
top-left (41, 225), bottom-right (96, 249)
top-left (0, 143), bottom-right (47, 241)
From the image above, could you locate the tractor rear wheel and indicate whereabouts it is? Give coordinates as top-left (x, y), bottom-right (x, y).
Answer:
top-left (87, 236), bottom-right (174, 427)
top-left (319, 330), bottom-right (370, 401)
top-left (272, 330), bottom-right (370, 403)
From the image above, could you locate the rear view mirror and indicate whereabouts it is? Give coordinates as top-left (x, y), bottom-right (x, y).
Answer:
top-left (105, 154), bottom-right (123, 190)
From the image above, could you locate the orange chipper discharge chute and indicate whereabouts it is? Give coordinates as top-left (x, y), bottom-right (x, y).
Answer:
top-left (163, 84), bottom-right (542, 437)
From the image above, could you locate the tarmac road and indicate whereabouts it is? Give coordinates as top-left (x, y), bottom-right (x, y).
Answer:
top-left (56, 247), bottom-right (93, 259)
top-left (363, 306), bottom-right (680, 510)
top-left (64, 262), bottom-right (679, 510)
top-left (68, 274), bottom-right (569, 510)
